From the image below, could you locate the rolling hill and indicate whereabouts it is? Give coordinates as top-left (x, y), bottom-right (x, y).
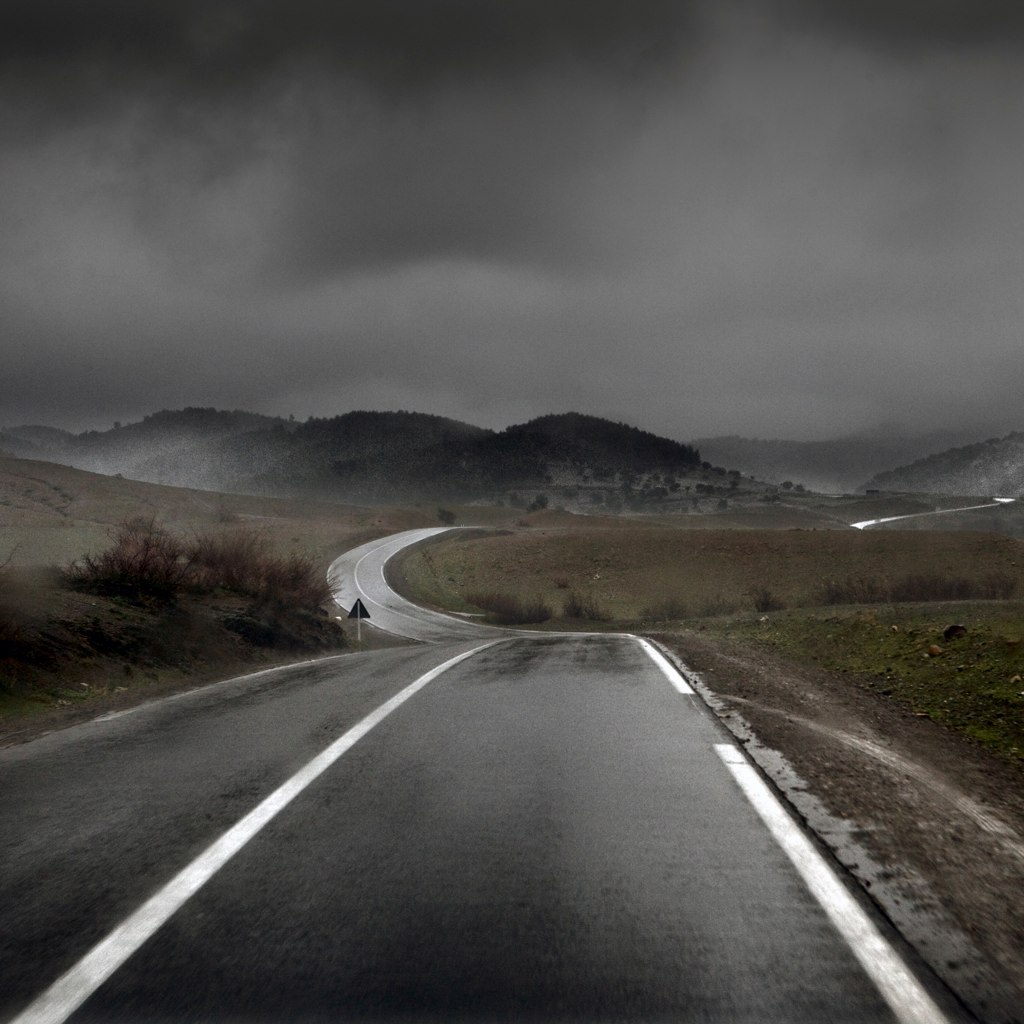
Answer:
top-left (694, 430), bottom-right (986, 494)
top-left (1, 409), bottom-right (707, 507)
top-left (863, 432), bottom-right (1024, 496)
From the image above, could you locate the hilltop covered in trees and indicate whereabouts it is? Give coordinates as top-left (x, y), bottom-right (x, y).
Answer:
top-left (1, 408), bottom-right (719, 508)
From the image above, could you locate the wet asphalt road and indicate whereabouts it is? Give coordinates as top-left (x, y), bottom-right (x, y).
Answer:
top-left (0, 531), bottom-right (966, 1023)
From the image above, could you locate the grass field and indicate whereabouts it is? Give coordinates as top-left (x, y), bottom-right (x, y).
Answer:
top-left (694, 604), bottom-right (1024, 763)
top-left (394, 524), bottom-right (1024, 622)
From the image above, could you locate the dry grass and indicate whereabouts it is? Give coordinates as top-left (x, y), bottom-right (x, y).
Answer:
top-left (394, 525), bottom-right (1024, 622)
top-left (0, 454), bottom-right (441, 570)
top-left (818, 573), bottom-right (1017, 606)
top-left (465, 591), bottom-right (552, 625)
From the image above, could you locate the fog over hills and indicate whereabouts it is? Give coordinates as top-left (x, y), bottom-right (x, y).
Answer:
top-left (695, 430), bottom-right (988, 494)
top-left (864, 433), bottom-right (1024, 497)
top-left (8, 407), bottom-right (1019, 504)
top-left (0, 409), bottom-right (705, 508)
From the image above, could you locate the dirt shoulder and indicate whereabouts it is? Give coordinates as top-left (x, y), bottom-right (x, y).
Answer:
top-left (0, 566), bottom-right (356, 747)
top-left (655, 629), bottom-right (1024, 1024)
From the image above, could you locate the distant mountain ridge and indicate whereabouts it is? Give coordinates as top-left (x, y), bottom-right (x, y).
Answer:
top-left (864, 432), bottom-right (1024, 496)
top-left (694, 431), bottom-right (988, 494)
top-left (0, 408), bottom-right (705, 506)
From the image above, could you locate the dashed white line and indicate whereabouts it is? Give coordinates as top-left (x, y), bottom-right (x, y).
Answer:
top-left (714, 743), bottom-right (949, 1024)
top-left (12, 641), bottom-right (499, 1024)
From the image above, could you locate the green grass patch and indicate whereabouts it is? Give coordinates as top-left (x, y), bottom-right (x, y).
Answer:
top-left (699, 603), bottom-right (1024, 766)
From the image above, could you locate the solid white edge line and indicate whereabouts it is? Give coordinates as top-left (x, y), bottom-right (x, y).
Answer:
top-left (713, 744), bottom-right (949, 1024)
top-left (12, 641), bottom-right (500, 1024)
top-left (633, 637), bottom-right (694, 694)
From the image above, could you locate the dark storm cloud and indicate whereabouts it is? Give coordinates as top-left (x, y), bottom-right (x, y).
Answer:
top-left (0, 0), bottom-right (701, 276)
top-left (3, 1), bottom-right (1024, 442)
top-left (784, 0), bottom-right (1024, 48)
top-left (0, 0), bottom-right (697, 95)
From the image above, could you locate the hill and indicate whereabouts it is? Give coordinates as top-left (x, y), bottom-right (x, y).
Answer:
top-left (693, 431), bottom-right (977, 494)
top-left (1, 408), bottom-right (287, 490)
top-left (1, 408), bottom-right (709, 508)
top-left (864, 432), bottom-right (1024, 496)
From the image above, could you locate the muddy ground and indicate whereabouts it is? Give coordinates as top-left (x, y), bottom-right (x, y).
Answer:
top-left (657, 630), bottom-right (1024, 1024)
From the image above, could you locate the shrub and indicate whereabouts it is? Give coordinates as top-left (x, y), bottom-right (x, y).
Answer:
top-left (66, 518), bottom-right (192, 600)
top-left (562, 590), bottom-right (610, 621)
top-left (466, 590), bottom-right (552, 624)
top-left (189, 530), bottom-right (266, 594)
top-left (697, 594), bottom-right (740, 617)
top-left (0, 552), bottom-right (20, 651)
top-left (68, 520), bottom-right (330, 611)
top-left (256, 550), bottom-right (331, 609)
top-left (750, 587), bottom-right (785, 613)
top-left (818, 575), bottom-right (889, 605)
top-left (816, 572), bottom-right (1018, 606)
top-left (640, 596), bottom-right (690, 622)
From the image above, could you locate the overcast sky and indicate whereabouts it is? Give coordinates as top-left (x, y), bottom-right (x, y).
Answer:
top-left (3, 0), bottom-right (1023, 442)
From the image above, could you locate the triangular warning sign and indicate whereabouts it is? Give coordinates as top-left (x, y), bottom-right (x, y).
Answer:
top-left (348, 599), bottom-right (371, 619)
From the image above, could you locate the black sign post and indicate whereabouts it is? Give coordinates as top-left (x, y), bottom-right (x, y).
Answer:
top-left (347, 598), bottom-right (371, 642)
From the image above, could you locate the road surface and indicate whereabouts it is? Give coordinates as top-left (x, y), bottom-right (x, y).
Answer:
top-left (0, 530), bottom-right (969, 1023)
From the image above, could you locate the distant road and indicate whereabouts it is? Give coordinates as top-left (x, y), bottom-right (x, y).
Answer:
top-left (1, 530), bottom-right (966, 1023)
top-left (327, 527), bottom-right (507, 642)
top-left (851, 497), bottom-right (1016, 530)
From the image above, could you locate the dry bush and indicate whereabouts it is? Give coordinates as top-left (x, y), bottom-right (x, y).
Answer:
top-left (697, 594), bottom-right (741, 617)
top-left (257, 550), bottom-right (331, 609)
top-left (640, 596), bottom-right (690, 622)
top-left (562, 590), bottom-right (610, 621)
top-left (466, 590), bottom-right (552, 625)
top-left (0, 550), bottom-right (18, 648)
top-left (188, 530), bottom-right (268, 594)
top-left (188, 530), bottom-right (329, 609)
top-left (66, 517), bottom-right (192, 600)
top-left (68, 520), bottom-right (330, 611)
top-left (818, 575), bottom-right (889, 605)
top-left (889, 572), bottom-right (1017, 602)
top-left (817, 572), bottom-right (1018, 606)
top-left (749, 586), bottom-right (785, 613)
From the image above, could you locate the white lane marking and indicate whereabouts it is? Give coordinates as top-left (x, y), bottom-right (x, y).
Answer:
top-left (12, 642), bottom-right (500, 1024)
top-left (714, 744), bottom-right (949, 1024)
top-left (634, 637), bottom-right (694, 694)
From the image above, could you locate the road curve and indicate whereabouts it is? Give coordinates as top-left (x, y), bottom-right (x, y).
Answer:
top-left (327, 528), bottom-right (511, 642)
top-left (0, 530), bottom-right (969, 1024)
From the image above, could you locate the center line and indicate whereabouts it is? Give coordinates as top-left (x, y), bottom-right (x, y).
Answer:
top-left (12, 641), bottom-right (499, 1024)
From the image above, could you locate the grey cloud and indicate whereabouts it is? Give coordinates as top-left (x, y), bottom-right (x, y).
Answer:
top-left (781, 0), bottom-right (1024, 48)
top-left (3, 1), bottom-right (1024, 443)
top-left (0, 1), bottom-right (698, 96)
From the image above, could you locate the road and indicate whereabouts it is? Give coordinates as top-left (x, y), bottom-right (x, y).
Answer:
top-left (0, 530), bottom-right (969, 1023)
top-left (851, 497), bottom-right (1016, 530)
